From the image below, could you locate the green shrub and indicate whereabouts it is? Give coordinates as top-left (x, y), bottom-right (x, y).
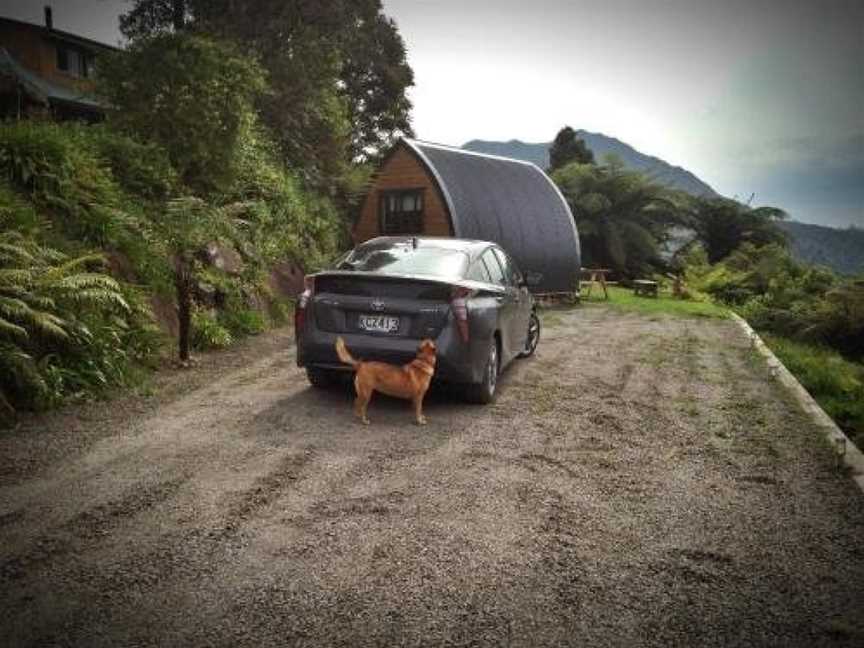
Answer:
top-left (267, 298), bottom-right (293, 326)
top-left (0, 181), bottom-right (40, 233)
top-left (98, 33), bottom-right (267, 193)
top-left (0, 121), bottom-right (120, 245)
top-left (219, 308), bottom-right (265, 336)
top-left (0, 231), bottom-right (149, 413)
top-left (217, 121), bottom-right (344, 272)
top-left (763, 334), bottom-right (864, 447)
top-left (801, 281), bottom-right (864, 359)
top-left (688, 242), bottom-right (863, 361)
top-left (0, 116), bottom-right (345, 412)
top-left (87, 126), bottom-right (178, 200)
top-left (119, 284), bottom-right (167, 367)
top-left (191, 309), bottom-right (233, 350)
top-left (0, 123), bottom-right (175, 297)
top-left (37, 321), bottom-right (147, 408)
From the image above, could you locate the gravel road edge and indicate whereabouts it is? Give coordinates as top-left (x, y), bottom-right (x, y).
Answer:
top-left (731, 313), bottom-right (864, 494)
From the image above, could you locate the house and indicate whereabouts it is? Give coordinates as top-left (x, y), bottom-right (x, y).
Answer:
top-left (354, 138), bottom-right (581, 294)
top-left (0, 7), bottom-right (115, 121)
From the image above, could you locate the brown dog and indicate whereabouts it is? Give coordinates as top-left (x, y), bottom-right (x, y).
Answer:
top-left (335, 337), bottom-right (437, 425)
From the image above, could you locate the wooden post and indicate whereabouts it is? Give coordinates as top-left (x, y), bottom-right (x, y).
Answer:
top-left (174, 255), bottom-right (193, 363)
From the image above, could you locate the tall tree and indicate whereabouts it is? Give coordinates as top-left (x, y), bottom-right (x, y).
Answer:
top-left (340, 6), bottom-right (414, 159)
top-left (548, 126), bottom-right (595, 172)
top-left (97, 33), bottom-right (266, 194)
top-left (120, 0), bottom-right (414, 179)
top-left (553, 157), bottom-right (684, 276)
top-left (689, 197), bottom-right (787, 263)
top-left (157, 198), bottom-right (232, 364)
top-left (119, 0), bottom-right (188, 34)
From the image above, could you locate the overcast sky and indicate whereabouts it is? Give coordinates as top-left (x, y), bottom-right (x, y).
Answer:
top-left (3, 0), bottom-right (862, 227)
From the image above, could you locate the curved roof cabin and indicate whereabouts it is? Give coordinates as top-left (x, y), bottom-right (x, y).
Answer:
top-left (354, 138), bottom-right (581, 294)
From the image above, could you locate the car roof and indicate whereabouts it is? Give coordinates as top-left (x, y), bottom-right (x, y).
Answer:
top-left (357, 236), bottom-right (496, 258)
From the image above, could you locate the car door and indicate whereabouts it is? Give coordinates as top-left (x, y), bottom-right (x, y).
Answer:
top-left (493, 247), bottom-right (532, 351)
top-left (482, 248), bottom-right (520, 363)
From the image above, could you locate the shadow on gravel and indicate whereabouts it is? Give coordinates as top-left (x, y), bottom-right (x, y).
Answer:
top-left (247, 373), bottom-right (480, 440)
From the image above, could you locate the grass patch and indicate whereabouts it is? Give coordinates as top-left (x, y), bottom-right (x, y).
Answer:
top-left (762, 334), bottom-right (864, 448)
top-left (582, 286), bottom-right (728, 319)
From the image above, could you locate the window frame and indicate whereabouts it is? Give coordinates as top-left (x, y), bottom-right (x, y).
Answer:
top-left (481, 249), bottom-right (507, 286)
top-left (56, 44), bottom-right (90, 78)
top-left (378, 188), bottom-right (425, 236)
top-left (492, 247), bottom-right (523, 287)
top-left (467, 258), bottom-right (493, 283)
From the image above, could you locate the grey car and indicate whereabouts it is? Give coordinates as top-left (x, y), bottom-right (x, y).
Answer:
top-left (294, 236), bottom-right (541, 403)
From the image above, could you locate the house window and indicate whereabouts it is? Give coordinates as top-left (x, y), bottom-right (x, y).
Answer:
top-left (57, 46), bottom-right (89, 78)
top-left (380, 189), bottom-right (424, 235)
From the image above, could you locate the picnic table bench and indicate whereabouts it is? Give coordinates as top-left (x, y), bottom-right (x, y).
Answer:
top-left (633, 279), bottom-right (658, 297)
top-left (581, 267), bottom-right (611, 300)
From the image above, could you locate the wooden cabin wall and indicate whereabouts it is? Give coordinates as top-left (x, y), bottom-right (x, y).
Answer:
top-left (0, 21), bottom-right (101, 94)
top-left (353, 146), bottom-right (453, 243)
top-left (0, 22), bottom-right (43, 73)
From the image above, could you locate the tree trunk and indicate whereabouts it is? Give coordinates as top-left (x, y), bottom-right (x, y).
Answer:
top-left (175, 256), bottom-right (192, 363)
top-left (172, 0), bottom-right (186, 31)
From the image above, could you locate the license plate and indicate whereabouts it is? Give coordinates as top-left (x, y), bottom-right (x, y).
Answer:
top-left (358, 314), bottom-right (400, 333)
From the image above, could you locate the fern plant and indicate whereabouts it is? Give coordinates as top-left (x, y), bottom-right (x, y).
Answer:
top-left (0, 231), bottom-right (130, 413)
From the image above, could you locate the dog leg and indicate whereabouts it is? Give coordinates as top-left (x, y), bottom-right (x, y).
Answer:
top-left (413, 396), bottom-right (427, 426)
top-left (354, 379), bottom-right (371, 425)
top-left (354, 396), bottom-right (368, 424)
top-left (359, 396), bottom-right (371, 425)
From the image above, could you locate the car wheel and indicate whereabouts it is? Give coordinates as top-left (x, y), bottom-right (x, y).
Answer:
top-left (306, 367), bottom-right (341, 389)
top-left (465, 338), bottom-right (499, 404)
top-left (518, 311), bottom-right (541, 358)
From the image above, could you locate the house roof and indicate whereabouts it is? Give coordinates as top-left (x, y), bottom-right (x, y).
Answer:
top-left (0, 16), bottom-right (118, 53)
top-left (0, 47), bottom-right (103, 111)
top-left (402, 138), bottom-right (581, 293)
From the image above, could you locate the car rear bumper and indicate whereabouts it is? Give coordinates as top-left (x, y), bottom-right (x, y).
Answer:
top-left (297, 320), bottom-right (484, 384)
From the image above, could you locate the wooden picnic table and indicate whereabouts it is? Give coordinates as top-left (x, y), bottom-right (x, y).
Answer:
top-left (633, 279), bottom-right (659, 297)
top-left (581, 268), bottom-right (611, 300)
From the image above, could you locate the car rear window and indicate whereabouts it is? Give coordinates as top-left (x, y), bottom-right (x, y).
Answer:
top-left (339, 244), bottom-right (469, 279)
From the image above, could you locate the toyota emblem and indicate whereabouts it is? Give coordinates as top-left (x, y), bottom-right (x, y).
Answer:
top-left (370, 299), bottom-right (386, 312)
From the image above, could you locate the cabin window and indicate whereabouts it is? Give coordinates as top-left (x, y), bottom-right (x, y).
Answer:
top-left (379, 189), bottom-right (424, 235)
top-left (56, 46), bottom-right (89, 78)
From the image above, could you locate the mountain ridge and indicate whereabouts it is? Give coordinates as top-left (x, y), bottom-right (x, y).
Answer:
top-left (778, 221), bottom-right (864, 276)
top-left (461, 134), bottom-right (862, 275)
top-left (463, 131), bottom-right (719, 198)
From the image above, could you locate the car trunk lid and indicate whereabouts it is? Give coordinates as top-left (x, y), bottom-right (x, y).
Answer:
top-left (311, 272), bottom-right (454, 339)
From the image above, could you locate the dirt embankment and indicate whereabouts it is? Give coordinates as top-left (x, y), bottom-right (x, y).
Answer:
top-left (1, 307), bottom-right (862, 647)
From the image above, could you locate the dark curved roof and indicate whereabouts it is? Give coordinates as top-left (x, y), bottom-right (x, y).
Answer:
top-left (403, 139), bottom-right (580, 293)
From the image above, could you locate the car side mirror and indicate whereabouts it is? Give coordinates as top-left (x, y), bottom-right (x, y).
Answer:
top-left (524, 272), bottom-right (542, 288)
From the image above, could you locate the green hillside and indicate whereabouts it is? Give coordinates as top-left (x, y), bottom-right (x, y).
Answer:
top-left (780, 221), bottom-right (864, 276)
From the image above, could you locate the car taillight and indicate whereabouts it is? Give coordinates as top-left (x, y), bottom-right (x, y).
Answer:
top-left (294, 276), bottom-right (315, 337)
top-left (450, 286), bottom-right (475, 342)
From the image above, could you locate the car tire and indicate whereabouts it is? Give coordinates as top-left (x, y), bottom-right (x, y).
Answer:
top-left (306, 367), bottom-right (342, 389)
top-left (518, 311), bottom-right (541, 358)
top-left (465, 338), bottom-right (499, 404)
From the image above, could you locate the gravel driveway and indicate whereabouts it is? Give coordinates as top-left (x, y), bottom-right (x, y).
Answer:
top-left (1, 305), bottom-right (862, 647)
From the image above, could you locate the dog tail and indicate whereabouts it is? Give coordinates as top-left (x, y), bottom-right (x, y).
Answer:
top-left (335, 337), bottom-right (359, 367)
